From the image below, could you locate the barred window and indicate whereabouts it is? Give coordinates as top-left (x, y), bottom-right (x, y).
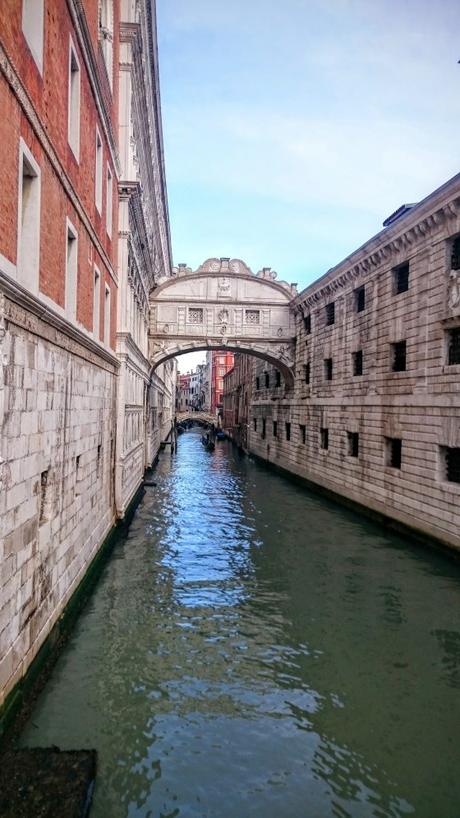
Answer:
top-left (391, 341), bottom-right (407, 372)
top-left (189, 308), bottom-right (203, 324)
top-left (304, 362), bottom-right (311, 384)
top-left (285, 422), bottom-right (291, 441)
top-left (451, 236), bottom-right (460, 271)
top-left (325, 302), bottom-right (335, 325)
top-left (299, 424), bottom-right (306, 444)
top-left (442, 447), bottom-right (460, 483)
top-left (447, 328), bottom-right (460, 365)
top-left (347, 432), bottom-right (359, 458)
top-left (393, 262), bottom-right (410, 294)
top-left (386, 438), bottom-right (402, 469)
top-left (304, 313), bottom-right (311, 334)
top-left (245, 309), bottom-right (260, 324)
top-left (353, 350), bottom-right (363, 376)
top-left (324, 358), bottom-right (333, 380)
top-left (320, 428), bottom-right (329, 450)
top-left (355, 285), bottom-right (365, 313)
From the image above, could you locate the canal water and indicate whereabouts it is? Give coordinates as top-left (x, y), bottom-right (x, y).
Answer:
top-left (19, 431), bottom-right (460, 818)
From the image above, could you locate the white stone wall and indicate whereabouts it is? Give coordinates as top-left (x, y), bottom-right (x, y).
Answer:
top-left (0, 306), bottom-right (117, 707)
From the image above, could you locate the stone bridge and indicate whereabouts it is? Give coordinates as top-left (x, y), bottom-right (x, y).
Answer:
top-left (148, 258), bottom-right (298, 386)
top-left (176, 411), bottom-right (216, 426)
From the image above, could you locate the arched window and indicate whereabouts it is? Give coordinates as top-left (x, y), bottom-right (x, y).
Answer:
top-left (99, 0), bottom-right (113, 88)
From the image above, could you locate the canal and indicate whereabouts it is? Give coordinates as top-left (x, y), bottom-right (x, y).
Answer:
top-left (19, 431), bottom-right (460, 818)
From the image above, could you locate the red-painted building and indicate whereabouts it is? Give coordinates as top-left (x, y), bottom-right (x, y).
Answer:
top-left (210, 350), bottom-right (234, 414)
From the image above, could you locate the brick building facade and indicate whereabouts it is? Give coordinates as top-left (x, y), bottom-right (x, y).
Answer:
top-left (222, 353), bottom-right (252, 450)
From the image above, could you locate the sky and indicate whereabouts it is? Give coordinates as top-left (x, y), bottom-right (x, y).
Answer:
top-left (156, 0), bottom-right (460, 373)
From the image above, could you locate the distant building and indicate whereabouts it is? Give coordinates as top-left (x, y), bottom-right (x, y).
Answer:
top-left (210, 351), bottom-right (234, 415)
top-left (222, 354), bottom-right (253, 450)
top-left (176, 373), bottom-right (191, 412)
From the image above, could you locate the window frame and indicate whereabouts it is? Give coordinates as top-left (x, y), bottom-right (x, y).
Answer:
top-left (17, 138), bottom-right (41, 293)
top-left (65, 217), bottom-right (78, 320)
top-left (68, 37), bottom-right (81, 162)
top-left (22, 0), bottom-right (44, 74)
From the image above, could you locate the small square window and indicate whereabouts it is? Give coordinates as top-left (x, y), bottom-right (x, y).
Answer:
top-left (304, 313), bottom-right (311, 334)
top-left (391, 341), bottom-right (407, 372)
top-left (451, 237), bottom-right (460, 271)
top-left (355, 285), bottom-right (365, 313)
top-left (447, 328), bottom-right (460, 365)
top-left (245, 309), bottom-right (260, 324)
top-left (188, 308), bottom-right (203, 324)
top-left (325, 302), bottom-right (335, 325)
top-left (386, 437), bottom-right (402, 469)
top-left (320, 428), bottom-right (329, 450)
top-left (299, 424), bottom-right (306, 444)
top-left (353, 350), bottom-right (363, 376)
top-left (285, 422), bottom-right (291, 441)
top-left (393, 262), bottom-right (410, 294)
top-left (441, 447), bottom-right (460, 483)
top-left (324, 358), bottom-right (333, 380)
top-left (273, 420), bottom-right (278, 438)
top-left (347, 432), bottom-right (359, 458)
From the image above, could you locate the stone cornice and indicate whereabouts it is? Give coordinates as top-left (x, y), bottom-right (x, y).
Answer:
top-left (0, 272), bottom-right (119, 373)
top-left (0, 42), bottom-right (119, 288)
top-left (294, 176), bottom-right (460, 313)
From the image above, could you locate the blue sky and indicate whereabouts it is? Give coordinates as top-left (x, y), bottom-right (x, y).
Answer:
top-left (157, 0), bottom-right (460, 372)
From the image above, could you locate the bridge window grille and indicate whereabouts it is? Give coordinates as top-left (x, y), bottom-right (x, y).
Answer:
top-left (393, 262), bottom-right (410, 294)
top-left (304, 313), bottom-right (311, 334)
top-left (304, 362), bottom-right (311, 384)
top-left (447, 328), bottom-right (460, 365)
top-left (261, 418), bottom-right (266, 439)
top-left (273, 420), bottom-right (278, 438)
top-left (324, 358), bottom-right (333, 380)
top-left (320, 428), bottom-right (329, 450)
top-left (265, 372), bottom-right (270, 388)
top-left (347, 432), bottom-right (359, 457)
top-left (275, 370), bottom-right (281, 387)
top-left (386, 437), bottom-right (402, 469)
top-left (451, 236), bottom-right (460, 270)
top-left (325, 302), bottom-right (335, 325)
top-left (391, 341), bottom-right (407, 372)
top-left (299, 424), bottom-right (306, 444)
top-left (353, 350), bottom-right (363, 376)
top-left (188, 308), bottom-right (203, 324)
top-left (442, 447), bottom-right (460, 483)
top-left (355, 285), bottom-right (365, 312)
top-left (245, 309), bottom-right (260, 324)
top-left (285, 422), bottom-right (291, 441)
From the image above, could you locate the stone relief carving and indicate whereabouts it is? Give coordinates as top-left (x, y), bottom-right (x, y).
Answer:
top-left (218, 309), bottom-right (229, 323)
top-left (217, 277), bottom-right (231, 297)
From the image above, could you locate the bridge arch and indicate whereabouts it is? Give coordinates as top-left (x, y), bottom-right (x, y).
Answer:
top-left (148, 257), bottom-right (298, 386)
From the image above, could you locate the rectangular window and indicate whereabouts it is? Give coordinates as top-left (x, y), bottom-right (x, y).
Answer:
top-left (299, 424), bottom-right (306, 444)
top-left (68, 39), bottom-right (81, 161)
top-left (96, 444), bottom-right (102, 479)
top-left (391, 340), bottom-right (407, 372)
top-left (65, 219), bottom-right (78, 320)
top-left (347, 432), bottom-right (359, 458)
top-left (324, 358), bottom-right (333, 380)
top-left (265, 372), bottom-right (270, 388)
top-left (189, 308), bottom-right (204, 323)
top-left (253, 418), bottom-right (257, 432)
top-left (275, 370), bottom-right (281, 387)
top-left (245, 309), bottom-right (260, 324)
top-left (95, 128), bottom-right (103, 213)
top-left (106, 165), bottom-right (113, 237)
top-left (355, 285), bottom-right (365, 313)
top-left (273, 420), bottom-right (278, 438)
top-left (393, 262), bottom-right (410, 294)
top-left (39, 469), bottom-right (48, 525)
top-left (442, 447), bottom-right (460, 484)
top-left (325, 302), bottom-right (335, 326)
top-left (320, 428), bottom-right (329, 450)
top-left (93, 266), bottom-right (101, 339)
top-left (451, 236), bottom-right (460, 271)
top-left (22, 0), bottom-right (44, 73)
top-left (261, 418), bottom-right (266, 439)
top-left (304, 313), bottom-right (311, 334)
top-left (386, 437), bottom-right (402, 469)
top-left (447, 328), bottom-right (460, 365)
top-left (285, 422), bottom-right (291, 441)
top-left (104, 283), bottom-right (111, 346)
top-left (353, 350), bottom-right (363, 376)
top-left (17, 140), bottom-right (41, 292)
top-left (304, 362), bottom-right (311, 384)
top-left (256, 376), bottom-right (260, 390)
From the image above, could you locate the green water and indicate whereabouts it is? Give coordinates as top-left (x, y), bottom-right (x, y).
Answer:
top-left (20, 431), bottom-right (460, 817)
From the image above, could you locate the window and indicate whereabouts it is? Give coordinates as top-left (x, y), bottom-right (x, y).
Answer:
top-left (93, 266), bottom-right (101, 339)
top-left (65, 219), bottom-right (78, 320)
top-left (189, 308), bottom-right (203, 323)
top-left (320, 428), bottom-right (329, 450)
top-left (353, 350), bottom-right (363, 376)
top-left (22, 0), bottom-right (44, 73)
top-left (451, 237), bottom-right (460, 271)
top-left (393, 262), bottom-right (409, 294)
top-left (347, 432), bottom-right (359, 458)
top-left (304, 313), bottom-right (311, 334)
top-left (245, 309), bottom-right (260, 324)
top-left (96, 444), bottom-right (102, 479)
top-left (99, 0), bottom-right (114, 88)
top-left (265, 372), bottom-right (270, 388)
top-left (273, 420), bottom-right (278, 438)
top-left (256, 376), bottom-right (260, 390)
top-left (261, 418), bottom-right (266, 439)
top-left (391, 341), bottom-right (407, 372)
top-left (95, 128), bottom-right (103, 213)
top-left (299, 424), bottom-right (306, 444)
top-left (68, 39), bottom-right (81, 161)
top-left (106, 165), bottom-right (113, 237)
top-left (17, 140), bottom-right (41, 292)
top-left (104, 283), bottom-right (111, 345)
top-left (447, 328), bottom-right (460, 365)
top-left (304, 362), bottom-right (311, 384)
top-left (253, 418), bottom-right (257, 432)
top-left (275, 370), bottom-right (281, 387)
top-left (285, 422), bottom-right (291, 441)
top-left (39, 469), bottom-right (48, 525)
top-left (324, 358), bottom-right (333, 380)
top-left (441, 447), bottom-right (460, 484)
top-left (355, 285), bottom-right (365, 313)
top-left (75, 454), bottom-right (82, 495)
top-left (325, 302), bottom-right (335, 326)
top-left (386, 438), bottom-right (402, 469)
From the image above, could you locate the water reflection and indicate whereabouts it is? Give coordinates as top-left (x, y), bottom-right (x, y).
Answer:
top-left (19, 431), bottom-right (460, 818)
